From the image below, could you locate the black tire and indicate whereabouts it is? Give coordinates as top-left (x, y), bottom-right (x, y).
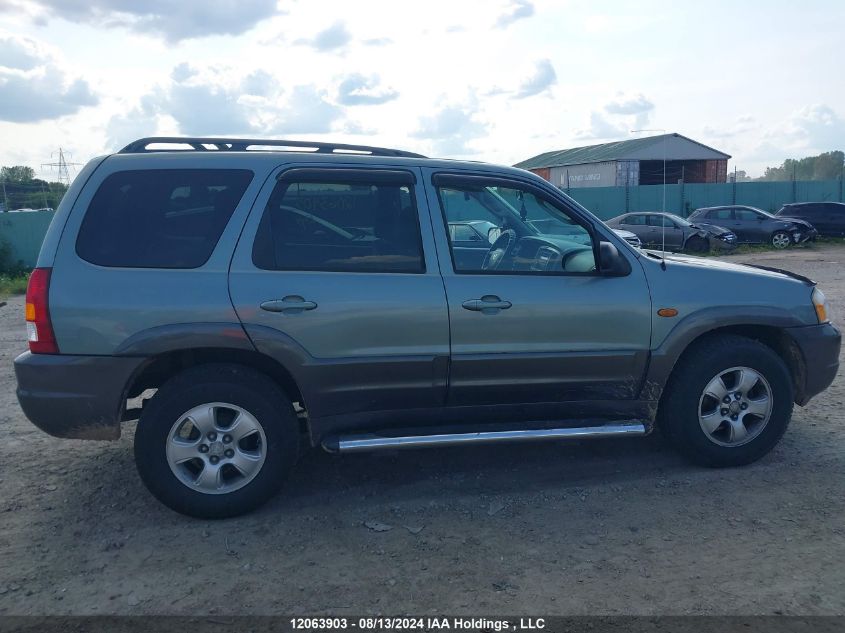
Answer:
top-left (657, 334), bottom-right (793, 467)
top-left (685, 236), bottom-right (709, 254)
top-left (771, 231), bottom-right (792, 249)
top-left (134, 363), bottom-right (299, 518)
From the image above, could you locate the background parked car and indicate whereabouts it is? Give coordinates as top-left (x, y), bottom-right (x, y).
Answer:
top-left (776, 202), bottom-right (845, 237)
top-left (687, 205), bottom-right (816, 248)
top-left (611, 229), bottom-right (642, 249)
top-left (606, 212), bottom-right (736, 253)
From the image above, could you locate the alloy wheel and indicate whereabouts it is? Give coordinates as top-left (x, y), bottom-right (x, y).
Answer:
top-left (165, 402), bottom-right (267, 495)
top-left (698, 366), bottom-right (773, 447)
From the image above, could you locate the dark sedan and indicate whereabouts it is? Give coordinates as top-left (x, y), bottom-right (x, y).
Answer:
top-left (606, 212), bottom-right (737, 253)
top-left (776, 202), bottom-right (845, 237)
top-left (687, 205), bottom-right (816, 248)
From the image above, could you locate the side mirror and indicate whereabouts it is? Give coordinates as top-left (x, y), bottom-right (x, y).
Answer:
top-left (599, 241), bottom-right (631, 276)
top-left (488, 227), bottom-right (502, 244)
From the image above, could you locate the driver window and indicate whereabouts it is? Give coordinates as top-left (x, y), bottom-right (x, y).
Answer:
top-left (435, 181), bottom-right (595, 274)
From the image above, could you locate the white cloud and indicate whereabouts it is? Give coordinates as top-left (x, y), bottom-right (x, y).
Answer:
top-left (779, 104), bottom-right (845, 150)
top-left (0, 33), bottom-right (41, 70)
top-left (703, 115), bottom-right (757, 139)
top-left (269, 85), bottom-right (343, 134)
top-left (574, 112), bottom-right (629, 140)
top-left (106, 63), bottom-right (344, 145)
top-left (412, 102), bottom-right (488, 155)
top-left (604, 93), bottom-right (654, 115)
top-left (495, 0), bottom-right (534, 28)
top-left (19, 0), bottom-right (280, 42)
top-left (105, 96), bottom-right (160, 149)
top-left (297, 21), bottom-right (352, 52)
top-left (574, 92), bottom-right (658, 140)
top-left (514, 59), bottom-right (556, 98)
top-left (0, 32), bottom-right (97, 123)
top-left (336, 73), bottom-right (398, 106)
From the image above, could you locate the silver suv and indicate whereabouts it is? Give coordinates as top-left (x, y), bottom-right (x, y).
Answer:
top-left (14, 137), bottom-right (841, 518)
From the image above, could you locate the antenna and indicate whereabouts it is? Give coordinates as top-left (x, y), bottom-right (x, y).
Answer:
top-left (631, 129), bottom-right (668, 269)
top-left (41, 148), bottom-right (81, 188)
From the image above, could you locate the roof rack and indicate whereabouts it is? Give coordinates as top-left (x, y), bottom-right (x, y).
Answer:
top-left (119, 137), bottom-right (426, 159)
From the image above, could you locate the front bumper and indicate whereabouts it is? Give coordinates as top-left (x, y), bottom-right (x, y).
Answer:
top-left (710, 236), bottom-right (738, 250)
top-left (792, 228), bottom-right (819, 243)
top-left (14, 351), bottom-right (145, 440)
top-left (788, 322), bottom-right (841, 405)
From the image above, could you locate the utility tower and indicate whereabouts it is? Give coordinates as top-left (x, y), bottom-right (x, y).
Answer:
top-left (42, 148), bottom-right (81, 187)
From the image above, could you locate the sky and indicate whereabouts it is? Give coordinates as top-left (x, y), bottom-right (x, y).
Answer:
top-left (0, 0), bottom-right (844, 181)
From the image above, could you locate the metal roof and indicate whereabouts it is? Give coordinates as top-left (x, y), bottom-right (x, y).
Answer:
top-left (514, 133), bottom-right (730, 170)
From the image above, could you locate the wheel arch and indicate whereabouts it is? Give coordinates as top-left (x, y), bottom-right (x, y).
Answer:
top-left (123, 347), bottom-right (308, 424)
top-left (647, 323), bottom-right (806, 409)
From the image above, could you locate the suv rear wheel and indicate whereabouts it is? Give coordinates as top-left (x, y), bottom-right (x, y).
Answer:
top-left (134, 363), bottom-right (299, 518)
top-left (658, 334), bottom-right (793, 466)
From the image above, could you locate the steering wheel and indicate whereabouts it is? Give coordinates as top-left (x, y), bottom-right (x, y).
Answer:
top-left (481, 229), bottom-right (517, 271)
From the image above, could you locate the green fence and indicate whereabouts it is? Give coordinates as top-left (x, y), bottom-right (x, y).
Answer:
top-left (0, 211), bottom-right (54, 269)
top-left (568, 179), bottom-right (845, 220)
top-left (0, 180), bottom-right (844, 268)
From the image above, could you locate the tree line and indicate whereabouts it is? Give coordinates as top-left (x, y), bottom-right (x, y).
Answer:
top-left (0, 166), bottom-right (69, 211)
top-left (755, 150), bottom-right (844, 182)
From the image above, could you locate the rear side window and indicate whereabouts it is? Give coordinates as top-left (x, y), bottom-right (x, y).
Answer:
top-left (622, 214), bottom-right (646, 225)
top-left (735, 209), bottom-right (759, 221)
top-left (252, 174), bottom-right (424, 273)
top-left (76, 169), bottom-right (253, 268)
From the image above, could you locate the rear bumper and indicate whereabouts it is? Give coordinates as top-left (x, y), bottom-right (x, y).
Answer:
top-left (14, 351), bottom-right (144, 440)
top-left (788, 322), bottom-right (841, 405)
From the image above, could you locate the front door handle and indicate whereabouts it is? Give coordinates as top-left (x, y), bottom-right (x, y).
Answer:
top-left (462, 295), bottom-right (512, 313)
top-left (260, 296), bottom-right (318, 314)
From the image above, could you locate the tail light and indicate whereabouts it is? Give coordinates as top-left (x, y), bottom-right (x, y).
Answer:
top-left (25, 267), bottom-right (58, 354)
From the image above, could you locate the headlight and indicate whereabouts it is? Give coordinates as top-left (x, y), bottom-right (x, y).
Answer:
top-left (812, 287), bottom-right (829, 323)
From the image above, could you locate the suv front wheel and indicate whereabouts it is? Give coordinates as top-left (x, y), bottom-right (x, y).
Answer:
top-left (134, 364), bottom-right (299, 518)
top-left (658, 334), bottom-right (793, 466)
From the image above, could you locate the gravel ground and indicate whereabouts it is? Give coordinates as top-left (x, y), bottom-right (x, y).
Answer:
top-left (0, 244), bottom-right (843, 616)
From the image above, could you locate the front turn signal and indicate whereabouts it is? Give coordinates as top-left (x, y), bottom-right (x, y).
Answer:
top-left (812, 287), bottom-right (828, 323)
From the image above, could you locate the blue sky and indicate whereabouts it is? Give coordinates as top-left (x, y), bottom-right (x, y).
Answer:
top-left (0, 0), bottom-right (843, 179)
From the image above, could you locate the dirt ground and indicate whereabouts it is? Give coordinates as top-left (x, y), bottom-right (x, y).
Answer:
top-left (0, 244), bottom-right (843, 616)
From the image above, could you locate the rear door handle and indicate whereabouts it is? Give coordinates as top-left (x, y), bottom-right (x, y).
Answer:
top-left (462, 295), bottom-right (512, 313)
top-left (260, 296), bottom-right (318, 314)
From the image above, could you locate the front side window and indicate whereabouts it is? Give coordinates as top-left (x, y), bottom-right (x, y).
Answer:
top-left (252, 176), bottom-right (424, 273)
top-left (435, 178), bottom-right (596, 274)
top-left (77, 169), bottom-right (253, 268)
top-left (709, 209), bottom-right (733, 220)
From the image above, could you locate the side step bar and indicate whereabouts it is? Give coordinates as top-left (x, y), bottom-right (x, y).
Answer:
top-left (322, 422), bottom-right (647, 453)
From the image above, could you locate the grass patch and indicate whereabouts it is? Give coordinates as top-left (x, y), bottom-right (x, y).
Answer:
top-left (0, 272), bottom-right (29, 299)
top-left (813, 236), bottom-right (845, 245)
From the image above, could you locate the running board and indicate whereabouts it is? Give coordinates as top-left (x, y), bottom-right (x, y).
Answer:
top-left (322, 422), bottom-right (647, 453)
